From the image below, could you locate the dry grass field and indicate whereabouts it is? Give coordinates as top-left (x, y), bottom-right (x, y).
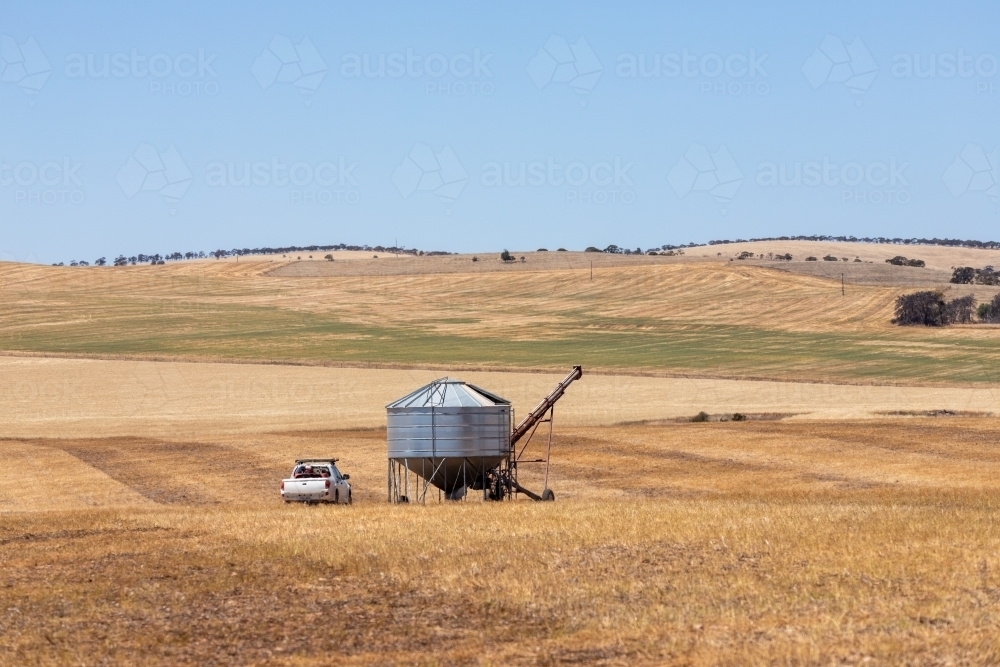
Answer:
top-left (4, 242), bottom-right (1000, 384)
top-left (3, 242), bottom-right (1000, 665)
top-left (1, 356), bottom-right (999, 440)
top-left (4, 419), bottom-right (1000, 665)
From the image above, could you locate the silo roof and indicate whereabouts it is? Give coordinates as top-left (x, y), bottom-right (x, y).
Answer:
top-left (387, 378), bottom-right (511, 408)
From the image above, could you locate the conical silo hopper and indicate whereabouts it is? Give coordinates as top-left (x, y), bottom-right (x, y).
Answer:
top-left (386, 378), bottom-right (512, 501)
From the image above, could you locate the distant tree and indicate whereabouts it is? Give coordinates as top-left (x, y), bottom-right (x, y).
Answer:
top-left (806, 256), bottom-right (818, 261)
top-left (113, 255), bottom-right (128, 267)
top-left (94, 257), bottom-right (106, 266)
top-left (951, 267), bottom-right (976, 284)
top-left (500, 249), bottom-right (514, 263)
top-left (886, 256), bottom-right (924, 267)
top-left (977, 294), bottom-right (1000, 323)
top-left (556, 248), bottom-right (567, 251)
top-left (893, 291), bottom-right (947, 326)
top-left (584, 246), bottom-right (600, 252)
top-left (603, 245), bottom-right (621, 254)
top-left (537, 248), bottom-right (548, 252)
top-left (823, 255), bottom-right (838, 261)
top-left (945, 295), bottom-right (976, 324)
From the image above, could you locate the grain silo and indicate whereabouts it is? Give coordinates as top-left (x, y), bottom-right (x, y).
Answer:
top-left (387, 367), bottom-right (582, 503)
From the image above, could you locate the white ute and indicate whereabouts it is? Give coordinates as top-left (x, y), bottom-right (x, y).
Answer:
top-left (280, 459), bottom-right (352, 504)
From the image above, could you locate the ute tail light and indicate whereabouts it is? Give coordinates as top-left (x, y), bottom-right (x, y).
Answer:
top-left (280, 481), bottom-right (285, 490)
top-left (325, 479), bottom-right (331, 489)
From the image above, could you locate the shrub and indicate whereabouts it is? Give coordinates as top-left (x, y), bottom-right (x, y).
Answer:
top-left (557, 248), bottom-right (567, 251)
top-left (324, 254), bottom-right (333, 261)
top-left (537, 248), bottom-right (548, 252)
top-left (584, 246), bottom-right (600, 253)
top-left (731, 413), bottom-right (747, 422)
top-left (775, 253), bottom-right (792, 261)
top-left (691, 411), bottom-right (710, 423)
top-left (823, 255), bottom-right (838, 261)
top-left (806, 256), bottom-right (818, 261)
top-left (500, 249), bottom-right (514, 262)
top-left (471, 256), bottom-right (478, 262)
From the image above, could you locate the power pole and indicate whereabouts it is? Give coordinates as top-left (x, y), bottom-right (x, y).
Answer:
top-left (842, 273), bottom-right (845, 296)
top-left (590, 261), bottom-right (593, 281)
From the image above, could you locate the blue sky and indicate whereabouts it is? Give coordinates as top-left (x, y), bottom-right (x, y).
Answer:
top-left (1, 0), bottom-right (999, 263)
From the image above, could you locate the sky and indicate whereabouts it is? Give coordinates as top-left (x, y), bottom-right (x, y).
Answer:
top-left (1, 0), bottom-right (999, 263)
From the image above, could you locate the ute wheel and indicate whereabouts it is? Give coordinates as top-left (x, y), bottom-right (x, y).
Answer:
top-left (348, 490), bottom-right (352, 504)
top-left (398, 495), bottom-right (409, 504)
top-left (541, 489), bottom-right (555, 502)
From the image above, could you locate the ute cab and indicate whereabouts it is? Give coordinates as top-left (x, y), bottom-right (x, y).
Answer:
top-left (281, 459), bottom-right (352, 504)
